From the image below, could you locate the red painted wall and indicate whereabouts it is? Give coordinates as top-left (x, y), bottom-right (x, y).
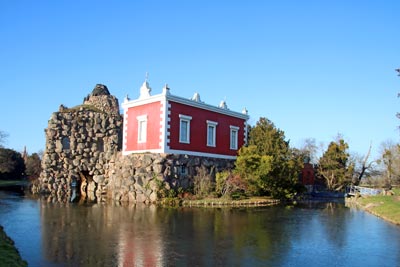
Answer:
top-left (168, 101), bottom-right (246, 156)
top-left (301, 163), bottom-right (315, 185)
top-left (125, 101), bottom-right (162, 151)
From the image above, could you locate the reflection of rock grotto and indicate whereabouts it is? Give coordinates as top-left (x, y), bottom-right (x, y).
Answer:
top-left (32, 84), bottom-right (235, 203)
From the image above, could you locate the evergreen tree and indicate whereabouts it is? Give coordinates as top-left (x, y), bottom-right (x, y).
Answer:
top-left (234, 145), bottom-right (273, 195)
top-left (236, 117), bottom-right (303, 199)
top-left (317, 139), bottom-right (354, 191)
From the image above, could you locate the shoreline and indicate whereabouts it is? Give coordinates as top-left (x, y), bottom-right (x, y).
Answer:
top-left (0, 225), bottom-right (27, 267)
top-left (180, 196), bottom-right (280, 207)
top-left (345, 192), bottom-right (400, 226)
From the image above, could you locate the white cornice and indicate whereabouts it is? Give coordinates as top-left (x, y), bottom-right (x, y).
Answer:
top-left (121, 94), bottom-right (164, 109)
top-left (121, 92), bottom-right (249, 120)
top-left (166, 94), bottom-right (249, 120)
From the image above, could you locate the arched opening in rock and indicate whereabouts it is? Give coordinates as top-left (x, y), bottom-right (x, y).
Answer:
top-left (70, 176), bottom-right (81, 203)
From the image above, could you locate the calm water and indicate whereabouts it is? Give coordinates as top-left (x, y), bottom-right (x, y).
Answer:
top-left (0, 191), bottom-right (400, 267)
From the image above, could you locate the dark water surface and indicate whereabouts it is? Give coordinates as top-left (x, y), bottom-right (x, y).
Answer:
top-left (0, 191), bottom-right (399, 267)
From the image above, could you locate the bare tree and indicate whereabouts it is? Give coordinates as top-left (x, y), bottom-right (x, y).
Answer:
top-left (299, 138), bottom-right (319, 164)
top-left (352, 143), bottom-right (376, 185)
top-left (0, 131), bottom-right (8, 148)
top-left (378, 140), bottom-right (400, 187)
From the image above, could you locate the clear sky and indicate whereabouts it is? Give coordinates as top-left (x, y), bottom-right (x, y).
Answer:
top-left (1, 1), bottom-right (399, 160)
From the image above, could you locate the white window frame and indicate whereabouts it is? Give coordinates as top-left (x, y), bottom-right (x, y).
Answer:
top-left (230, 126), bottom-right (239, 150)
top-left (137, 115), bottom-right (147, 143)
top-left (179, 114), bottom-right (192, 144)
top-left (207, 120), bottom-right (218, 147)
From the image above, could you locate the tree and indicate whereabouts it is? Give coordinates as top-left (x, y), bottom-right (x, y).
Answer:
top-left (0, 131), bottom-right (8, 148)
top-left (351, 144), bottom-right (376, 185)
top-left (234, 145), bottom-right (273, 195)
top-left (298, 138), bottom-right (321, 164)
top-left (0, 148), bottom-right (25, 180)
top-left (248, 117), bottom-right (289, 159)
top-left (237, 117), bottom-right (303, 199)
top-left (215, 170), bottom-right (247, 199)
top-left (25, 153), bottom-right (42, 180)
top-left (317, 139), bottom-right (354, 191)
top-left (378, 141), bottom-right (400, 187)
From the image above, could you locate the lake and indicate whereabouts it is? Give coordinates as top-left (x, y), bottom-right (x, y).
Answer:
top-left (0, 191), bottom-right (399, 267)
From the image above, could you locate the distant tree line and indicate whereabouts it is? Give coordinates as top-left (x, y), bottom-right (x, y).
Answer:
top-left (0, 131), bottom-right (42, 180)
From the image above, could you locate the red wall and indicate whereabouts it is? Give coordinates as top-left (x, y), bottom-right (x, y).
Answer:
top-left (168, 101), bottom-right (246, 156)
top-left (125, 101), bottom-right (162, 151)
top-left (301, 163), bottom-right (315, 185)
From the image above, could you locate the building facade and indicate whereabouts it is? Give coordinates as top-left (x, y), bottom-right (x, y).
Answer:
top-left (122, 79), bottom-right (249, 159)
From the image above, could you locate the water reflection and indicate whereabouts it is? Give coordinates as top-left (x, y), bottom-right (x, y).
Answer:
top-left (1, 194), bottom-right (400, 267)
top-left (40, 202), bottom-right (164, 266)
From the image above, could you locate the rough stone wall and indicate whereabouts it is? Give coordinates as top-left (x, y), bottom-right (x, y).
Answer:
top-left (83, 94), bottom-right (120, 116)
top-left (32, 107), bottom-right (123, 202)
top-left (107, 153), bottom-right (235, 203)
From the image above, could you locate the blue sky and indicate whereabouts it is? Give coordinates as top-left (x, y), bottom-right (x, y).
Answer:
top-left (0, 1), bottom-right (399, 160)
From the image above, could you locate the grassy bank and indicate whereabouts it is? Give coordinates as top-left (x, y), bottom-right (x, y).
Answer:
top-left (0, 180), bottom-right (26, 186)
top-left (0, 225), bottom-right (27, 267)
top-left (347, 188), bottom-right (400, 225)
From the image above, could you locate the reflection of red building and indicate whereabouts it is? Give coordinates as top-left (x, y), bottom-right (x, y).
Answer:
top-left (122, 79), bottom-right (249, 159)
top-left (300, 162), bottom-right (315, 186)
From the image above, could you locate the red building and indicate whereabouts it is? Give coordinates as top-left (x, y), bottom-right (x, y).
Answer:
top-left (301, 162), bottom-right (315, 186)
top-left (122, 79), bottom-right (249, 159)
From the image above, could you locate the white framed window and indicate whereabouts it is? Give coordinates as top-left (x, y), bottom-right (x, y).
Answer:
top-left (207, 120), bottom-right (218, 147)
top-left (137, 115), bottom-right (147, 143)
top-left (179, 114), bottom-right (192, 143)
top-left (230, 126), bottom-right (239, 150)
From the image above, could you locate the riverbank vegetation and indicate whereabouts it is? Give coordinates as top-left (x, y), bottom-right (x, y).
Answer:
top-left (0, 225), bottom-right (27, 267)
top-left (158, 114), bottom-right (400, 204)
top-left (348, 188), bottom-right (400, 225)
top-left (0, 130), bottom-right (42, 187)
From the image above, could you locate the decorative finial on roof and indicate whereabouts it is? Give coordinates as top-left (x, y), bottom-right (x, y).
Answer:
top-left (242, 107), bottom-right (248, 115)
top-left (139, 73), bottom-right (152, 99)
top-left (191, 92), bottom-right (202, 102)
top-left (124, 94), bottom-right (130, 103)
top-left (396, 68), bottom-right (400, 76)
top-left (162, 83), bottom-right (170, 95)
top-left (219, 99), bottom-right (228, 109)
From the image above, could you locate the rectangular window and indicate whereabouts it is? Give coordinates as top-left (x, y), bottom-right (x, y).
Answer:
top-left (179, 114), bottom-right (192, 143)
top-left (230, 126), bottom-right (239, 150)
top-left (180, 165), bottom-right (187, 176)
top-left (207, 120), bottom-right (218, 147)
top-left (137, 115), bottom-right (147, 143)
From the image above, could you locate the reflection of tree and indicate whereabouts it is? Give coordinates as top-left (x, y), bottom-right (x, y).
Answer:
top-left (154, 207), bottom-right (293, 266)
